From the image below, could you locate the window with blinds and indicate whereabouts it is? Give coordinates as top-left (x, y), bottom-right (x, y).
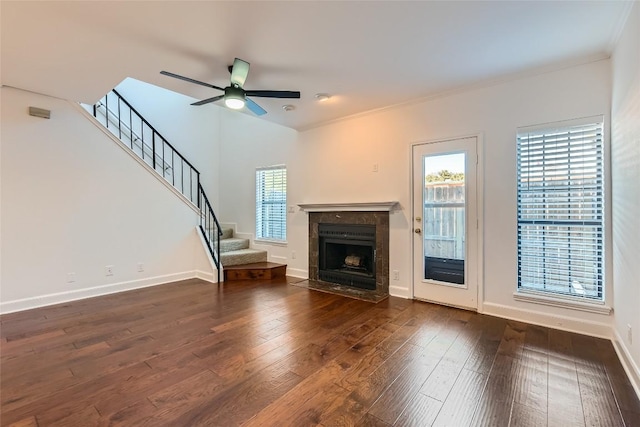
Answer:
top-left (256, 165), bottom-right (287, 242)
top-left (517, 118), bottom-right (604, 301)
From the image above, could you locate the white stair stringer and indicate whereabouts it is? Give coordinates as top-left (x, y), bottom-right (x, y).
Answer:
top-left (196, 226), bottom-right (222, 283)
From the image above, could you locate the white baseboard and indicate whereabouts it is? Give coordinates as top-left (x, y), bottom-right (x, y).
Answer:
top-left (270, 255), bottom-right (288, 263)
top-left (612, 329), bottom-right (640, 400)
top-left (389, 285), bottom-right (410, 299)
top-left (221, 222), bottom-right (253, 241)
top-left (219, 222), bottom-right (236, 231)
top-left (195, 270), bottom-right (218, 284)
top-left (286, 268), bottom-right (308, 279)
top-left (482, 302), bottom-right (612, 339)
top-left (0, 271), bottom-right (198, 314)
top-left (236, 231), bottom-right (253, 241)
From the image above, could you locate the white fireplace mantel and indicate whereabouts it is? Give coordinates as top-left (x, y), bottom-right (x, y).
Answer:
top-left (297, 201), bottom-right (399, 212)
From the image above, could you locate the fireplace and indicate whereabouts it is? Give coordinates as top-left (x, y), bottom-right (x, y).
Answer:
top-left (302, 205), bottom-right (394, 302)
top-left (318, 223), bottom-right (376, 290)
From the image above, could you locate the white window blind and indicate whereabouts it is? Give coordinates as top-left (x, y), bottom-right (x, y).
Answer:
top-left (517, 119), bottom-right (604, 301)
top-left (256, 165), bottom-right (287, 241)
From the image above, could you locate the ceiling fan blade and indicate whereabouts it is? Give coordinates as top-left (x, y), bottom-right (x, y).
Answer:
top-left (245, 98), bottom-right (267, 116)
top-left (191, 95), bottom-right (224, 106)
top-left (230, 58), bottom-right (250, 88)
top-left (160, 71), bottom-right (225, 91)
top-left (245, 90), bottom-right (301, 99)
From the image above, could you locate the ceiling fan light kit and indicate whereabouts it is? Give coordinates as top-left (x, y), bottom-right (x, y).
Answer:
top-left (161, 58), bottom-right (300, 116)
top-left (224, 86), bottom-right (246, 109)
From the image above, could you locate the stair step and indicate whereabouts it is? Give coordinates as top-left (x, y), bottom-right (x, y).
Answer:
top-left (220, 249), bottom-right (267, 267)
top-left (224, 262), bottom-right (287, 281)
top-left (219, 237), bottom-right (250, 253)
top-left (220, 228), bottom-right (234, 240)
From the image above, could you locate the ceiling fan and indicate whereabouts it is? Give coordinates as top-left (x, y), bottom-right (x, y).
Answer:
top-left (160, 58), bottom-right (301, 116)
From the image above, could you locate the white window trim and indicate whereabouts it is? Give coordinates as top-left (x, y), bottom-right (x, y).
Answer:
top-left (256, 165), bottom-right (287, 242)
top-left (516, 115), bottom-right (607, 305)
top-left (513, 290), bottom-right (611, 315)
top-left (254, 238), bottom-right (288, 246)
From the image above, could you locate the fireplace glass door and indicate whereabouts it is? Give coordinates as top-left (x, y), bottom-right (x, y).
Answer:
top-left (318, 223), bottom-right (376, 290)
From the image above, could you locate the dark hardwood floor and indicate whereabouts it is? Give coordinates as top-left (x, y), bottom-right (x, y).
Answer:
top-left (1, 278), bottom-right (639, 426)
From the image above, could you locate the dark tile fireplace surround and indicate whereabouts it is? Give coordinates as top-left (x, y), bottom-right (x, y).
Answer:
top-left (306, 210), bottom-right (390, 302)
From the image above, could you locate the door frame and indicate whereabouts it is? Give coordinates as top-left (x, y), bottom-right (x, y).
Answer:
top-left (410, 133), bottom-right (485, 312)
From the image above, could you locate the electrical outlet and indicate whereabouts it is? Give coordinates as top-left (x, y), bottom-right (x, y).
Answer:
top-left (67, 272), bottom-right (76, 283)
top-left (392, 270), bottom-right (399, 281)
top-left (291, 251), bottom-right (296, 260)
top-left (372, 163), bottom-right (379, 172)
top-left (288, 205), bottom-right (295, 214)
top-left (105, 265), bottom-right (114, 276)
top-left (628, 324), bottom-right (633, 344)
top-left (137, 262), bottom-right (144, 272)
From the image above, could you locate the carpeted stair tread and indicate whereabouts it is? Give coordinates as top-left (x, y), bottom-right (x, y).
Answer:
top-left (220, 228), bottom-right (234, 240)
top-left (220, 248), bottom-right (268, 267)
top-left (219, 237), bottom-right (250, 253)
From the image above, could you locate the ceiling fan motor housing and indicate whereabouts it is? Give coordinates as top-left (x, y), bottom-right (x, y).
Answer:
top-left (225, 85), bottom-right (245, 99)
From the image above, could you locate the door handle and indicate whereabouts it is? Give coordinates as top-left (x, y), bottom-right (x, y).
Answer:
top-left (414, 228), bottom-right (422, 234)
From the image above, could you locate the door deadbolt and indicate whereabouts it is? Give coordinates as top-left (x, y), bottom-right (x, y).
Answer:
top-left (415, 217), bottom-right (421, 222)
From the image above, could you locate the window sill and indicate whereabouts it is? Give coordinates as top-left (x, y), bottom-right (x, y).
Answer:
top-left (513, 291), bottom-right (612, 315)
top-left (254, 239), bottom-right (288, 247)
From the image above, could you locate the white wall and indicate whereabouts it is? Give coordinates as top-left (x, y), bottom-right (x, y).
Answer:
top-left (0, 87), bottom-right (212, 313)
top-left (611, 1), bottom-right (640, 388)
top-left (115, 78), bottom-right (222, 210)
top-left (220, 60), bottom-right (615, 336)
top-left (217, 109), bottom-right (300, 269)
top-left (118, 80), bottom-right (303, 269)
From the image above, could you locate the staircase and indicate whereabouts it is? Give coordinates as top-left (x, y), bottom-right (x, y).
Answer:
top-left (219, 228), bottom-right (286, 281)
top-left (191, 225), bottom-right (287, 281)
top-left (219, 227), bottom-right (267, 266)
top-left (85, 89), bottom-right (285, 283)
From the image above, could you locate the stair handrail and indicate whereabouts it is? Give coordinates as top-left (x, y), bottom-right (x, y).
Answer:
top-left (108, 89), bottom-right (200, 177)
top-left (93, 89), bottom-right (200, 205)
top-left (90, 89), bottom-right (223, 281)
top-left (94, 101), bottom-right (172, 173)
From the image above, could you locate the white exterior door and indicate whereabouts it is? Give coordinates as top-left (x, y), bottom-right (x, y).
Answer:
top-left (412, 137), bottom-right (479, 310)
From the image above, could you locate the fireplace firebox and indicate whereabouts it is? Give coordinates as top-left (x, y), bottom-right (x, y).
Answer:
top-left (319, 223), bottom-right (376, 290)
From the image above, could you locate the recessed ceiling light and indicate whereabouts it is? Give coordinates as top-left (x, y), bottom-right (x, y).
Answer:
top-left (315, 93), bottom-right (331, 102)
top-left (282, 104), bottom-right (295, 111)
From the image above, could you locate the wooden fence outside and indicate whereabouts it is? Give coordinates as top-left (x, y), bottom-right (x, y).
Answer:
top-left (423, 182), bottom-right (465, 260)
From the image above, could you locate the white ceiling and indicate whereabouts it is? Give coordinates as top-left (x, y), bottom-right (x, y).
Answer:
top-left (1, 1), bottom-right (633, 130)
